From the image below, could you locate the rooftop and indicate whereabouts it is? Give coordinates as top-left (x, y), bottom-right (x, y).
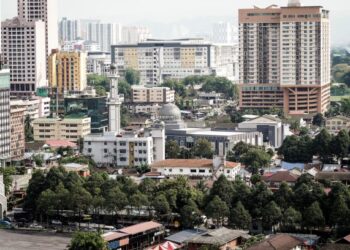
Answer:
top-left (118, 221), bottom-right (163, 235)
top-left (247, 234), bottom-right (303, 250)
top-left (262, 171), bottom-right (299, 183)
top-left (166, 229), bottom-right (207, 244)
top-left (151, 159), bottom-right (240, 169)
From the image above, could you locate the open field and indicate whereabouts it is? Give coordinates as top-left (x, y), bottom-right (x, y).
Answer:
top-left (0, 230), bottom-right (71, 250)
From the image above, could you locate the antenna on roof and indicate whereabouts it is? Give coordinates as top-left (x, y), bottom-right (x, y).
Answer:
top-left (288, 0), bottom-right (301, 7)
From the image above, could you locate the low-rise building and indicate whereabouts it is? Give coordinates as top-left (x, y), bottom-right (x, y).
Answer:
top-left (103, 221), bottom-right (165, 250)
top-left (87, 51), bottom-right (111, 76)
top-left (151, 158), bottom-right (241, 180)
top-left (325, 116), bottom-right (350, 135)
top-left (10, 104), bottom-right (25, 160)
top-left (238, 115), bottom-right (290, 148)
top-left (186, 227), bottom-right (250, 250)
top-left (247, 234), bottom-right (304, 250)
top-left (83, 121), bottom-right (165, 167)
top-left (131, 86), bottom-right (175, 104)
top-left (262, 171), bottom-right (300, 190)
top-left (132, 104), bottom-right (161, 116)
top-left (62, 163), bottom-right (90, 177)
top-left (32, 116), bottom-right (91, 142)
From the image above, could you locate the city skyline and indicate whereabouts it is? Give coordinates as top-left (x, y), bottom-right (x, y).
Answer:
top-left (1, 0), bottom-right (349, 45)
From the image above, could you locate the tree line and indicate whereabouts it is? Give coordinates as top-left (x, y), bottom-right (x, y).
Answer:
top-left (22, 167), bottom-right (350, 237)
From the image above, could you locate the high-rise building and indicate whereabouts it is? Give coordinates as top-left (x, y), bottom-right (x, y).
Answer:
top-left (1, 17), bottom-right (46, 96)
top-left (18, 0), bottom-right (59, 60)
top-left (48, 50), bottom-right (87, 95)
top-left (112, 39), bottom-right (237, 85)
top-left (121, 26), bottom-right (152, 44)
top-left (238, 0), bottom-right (330, 116)
top-left (211, 22), bottom-right (236, 44)
top-left (0, 67), bottom-right (11, 165)
top-left (59, 17), bottom-right (81, 42)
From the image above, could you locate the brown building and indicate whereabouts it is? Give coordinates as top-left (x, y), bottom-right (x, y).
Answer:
top-left (10, 104), bottom-right (25, 160)
top-left (239, 0), bottom-right (330, 117)
top-left (247, 234), bottom-right (304, 250)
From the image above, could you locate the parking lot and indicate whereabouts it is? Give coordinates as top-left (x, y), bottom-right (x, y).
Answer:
top-left (0, 229), bottom-right (71, 250)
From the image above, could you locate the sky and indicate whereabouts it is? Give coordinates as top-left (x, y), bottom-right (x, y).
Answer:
top-left (1, 0), bottom-right (350, 45)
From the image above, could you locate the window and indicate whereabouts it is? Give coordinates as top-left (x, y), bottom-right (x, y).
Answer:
top-left (190, 169), bottom-right (197, 173)
top-left (199, 169), bottom-right (205, 173)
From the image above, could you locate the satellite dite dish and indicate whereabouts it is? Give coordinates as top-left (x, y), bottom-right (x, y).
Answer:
top-left (288, 0), bottom-right (301, 7)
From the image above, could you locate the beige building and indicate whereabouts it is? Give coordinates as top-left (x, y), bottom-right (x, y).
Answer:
top-left (48, 50), bottom-right (87, 95)
top-left (325, 116), bottom-right (350, 135)
top-left (32, 116), bottom-right (91, 142)
top-left (10, 104), bottom-right (25, 160)
top-left (131, 86), bottom-right (175, 104)
top-left (239, 0), bottom-right (330, 116)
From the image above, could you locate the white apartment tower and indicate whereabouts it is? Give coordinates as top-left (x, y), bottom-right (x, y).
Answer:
top-left (239, 0), bottom-right (330, 116)
top-left (0, 67), bottom-right (11, 165)
top-left (18, 0), bottom-right (59, 60)
top-left (1, 17), bottom-right (46, 96)
top-left (59, 17), bottom-right (81, 42)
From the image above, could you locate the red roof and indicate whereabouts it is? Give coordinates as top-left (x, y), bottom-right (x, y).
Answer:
top-left (151, 159), bottom-right (240, 169)
top-left (45, 140), bottom-right (77, 149)
top-left (103, 232), bottom-right (129, 241)
top-left (343, 234), bottom-right (350, 243)
top-left (119, 221), bottom-right (163, 235)
top-left (263, 171), bottom-right (299, 183)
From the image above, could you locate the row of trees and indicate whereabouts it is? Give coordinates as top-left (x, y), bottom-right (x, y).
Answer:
top-left (23, 167), bottom-right (350, 236)
top-left (165, 139), bottom-right (214, 160)
top-left (279, 128), bottom-right (350, 163)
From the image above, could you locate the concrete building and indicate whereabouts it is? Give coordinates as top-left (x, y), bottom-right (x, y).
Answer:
top-left (112, 39), bottom-right (237, 85)
top-left (10, 104), bottom-right (25, 160)
top-left (59, 17), bottom-right (81, 42)
top-left (132, 104), bottom-right (161, 116)
top-left (64, 90), bottom-right (108, 134)
top-left (1, 17), bottom-right (46, 96)
top-left (211, 22), bottom-right (236, 44)
top-left (83, 66), bottom-right (166, 167)
top-left (32, 116), bottom-right (91, 142)
top-left (239, 0), bottom-right (331, 116)
top-left (61, 40), bottom-right (101, 52)
top-left (10, 97), bottom-right (50, 119)
top-left (18, 0), bottom-right (59, 62)
top-left (0, 67), bottom-right (11, 165)
top-left (87, 52), bottom-right (111, 75)
top-left (238, 115), bottom-right (290, 148)
top-left (151, 158), bottom-right (241, 180)
top-left (48, 50), bottom-right (87, 96)
top-left (159, 103), bottom-right (263, 156)
top-left (121, 26), bottom-right (152, 44)
top-left (131, 86), bottom-right (175, 104)
top-left (325, 116), bottom-right (350, 135)
top-left (0, 175), bottom-right (7, 220)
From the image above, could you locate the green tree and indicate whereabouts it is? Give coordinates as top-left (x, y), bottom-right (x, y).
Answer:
top-left (205, 196), bottom-right (229, 226)
top-left (278, 135), bottom-right (313, 163)
top-left (303, 202), bottom-right (325, 230)
top-left (165, 140), bottom-right (180, 159)
top-left (94, 85), bottom-right (106, 96)
top-left (69, 232), bottom-right (108, 250)
top-left (329, 195), bottom-right (349, 227)
top-left (24, 115), bottom-right (34, 142)
top-left (69, 186), bottom-right (92, 228)
top-left (273, 182), bottom-right (294, 211)
top-left (104, 187), bottom-right (128, 219)
top-left (240, 148), bottom-right (271, 174)
top-left (210, 175), bottom-right (234, 207)
top-left (37, 189), bottom-right (56, 224)
top-left (193, 138), bottom-right (213, 159)
top-left (262, 201), bottom-right (282, 230)
top-left (312, 113), bottom-right (325, 127)
top-left (118, 79), bottom-right (132, 99)
top-left (229, 201), bottom-right (252, 230)
top-left (180, 200), bottom-right (202, 229)
top-left (281, 207), bottom-right (302, 231)
top-left (124, 68), bottom-right (140, 85)
top-left (312, 129), bottom-right (333, 162)
top-left (153, 194), bottom-right (171, 218)
top-left (0, 166), bottom-right (16, 195)
top-left (333, 129), bottom-right (350, 159)
top-left (130, 192), bottom-right (149, 216)
top-left (340, 98), bottom-right (350, 116)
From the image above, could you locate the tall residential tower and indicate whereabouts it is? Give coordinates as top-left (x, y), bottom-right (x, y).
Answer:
top-left (239, 0), bottom-right (330, 116)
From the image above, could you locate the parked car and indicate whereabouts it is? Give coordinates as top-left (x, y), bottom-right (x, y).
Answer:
top-left (51, 220), bottom-right (62, 226)
top-left (0, 220), bottom-right (14, 229)
top-left (29, 222), bottom-right (43, 230)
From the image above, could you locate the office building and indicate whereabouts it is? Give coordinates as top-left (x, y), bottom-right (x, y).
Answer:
top-left (112, 39), bottom-right (237, 85)
top-left (0, 67), bottom-right (11, 164)
top-left (1, 17), bottom-right (46, 96)
top-left (18, 0), bottom-right (59, 60)
top-left (131, 86), bottom-right (175, 104)
top-left (32, 116), bottom-right (91, 142)
top-left (64, 91), bottom-right (108, 134)
top-left (48, 50), bottom-right (87, 95)
top-left (10, 104), bottom-right (25, 160)
top-left (239, 0), bottom-right (330, 116)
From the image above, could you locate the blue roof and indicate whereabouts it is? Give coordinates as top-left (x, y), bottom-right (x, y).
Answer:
top-left (166, 229), bottom-right (206, 244)
top-left (281, 161), bottom-right (305, 171)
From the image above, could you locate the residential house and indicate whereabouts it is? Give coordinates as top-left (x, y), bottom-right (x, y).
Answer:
top-left (325, 116), bottom-right (350, 135)
top-left (247, 234), bottom-right (304, 250)
top-left (262, 171), bottom-right (299, 190)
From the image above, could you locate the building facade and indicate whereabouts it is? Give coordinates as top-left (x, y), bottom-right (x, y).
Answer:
top-left (0, 175), bottom-right (7, 220)
top-left (131, 86), bottom-right (175, 104)
top-left (112, 39), bottom-right (236, 85)
top-left (10, 97), bottom-right (50, 120)
top-left (18, 0), bottom-right (59, 61)
top-left (239, 0), bottom-right (331, 116)
top-left (48, 50), bottom-right (87, 95)
top-left (59, 17), bottom-right (81, 42)
top-left (10, 104), bottom-right (25, 160)
top-left (325, 116), bottom-right (350, 135)
top-left (1, 17), bottom-right (46, 96)
top-left (0, 68), bottom-right (11, 164)
top-left (87, 52), bottom-right (111, 75)
top-left (32, 116), bottom-right (91, 142)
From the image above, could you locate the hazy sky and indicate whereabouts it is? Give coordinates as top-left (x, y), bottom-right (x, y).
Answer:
top-left (1, 0), bottom-right (350, 45)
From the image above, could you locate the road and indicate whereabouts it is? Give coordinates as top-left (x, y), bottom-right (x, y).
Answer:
top-left (0, 229), bottom-right (71, 250)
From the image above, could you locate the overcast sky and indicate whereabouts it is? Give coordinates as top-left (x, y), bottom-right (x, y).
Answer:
top-left (1, 0), bottom-right (350, 45)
